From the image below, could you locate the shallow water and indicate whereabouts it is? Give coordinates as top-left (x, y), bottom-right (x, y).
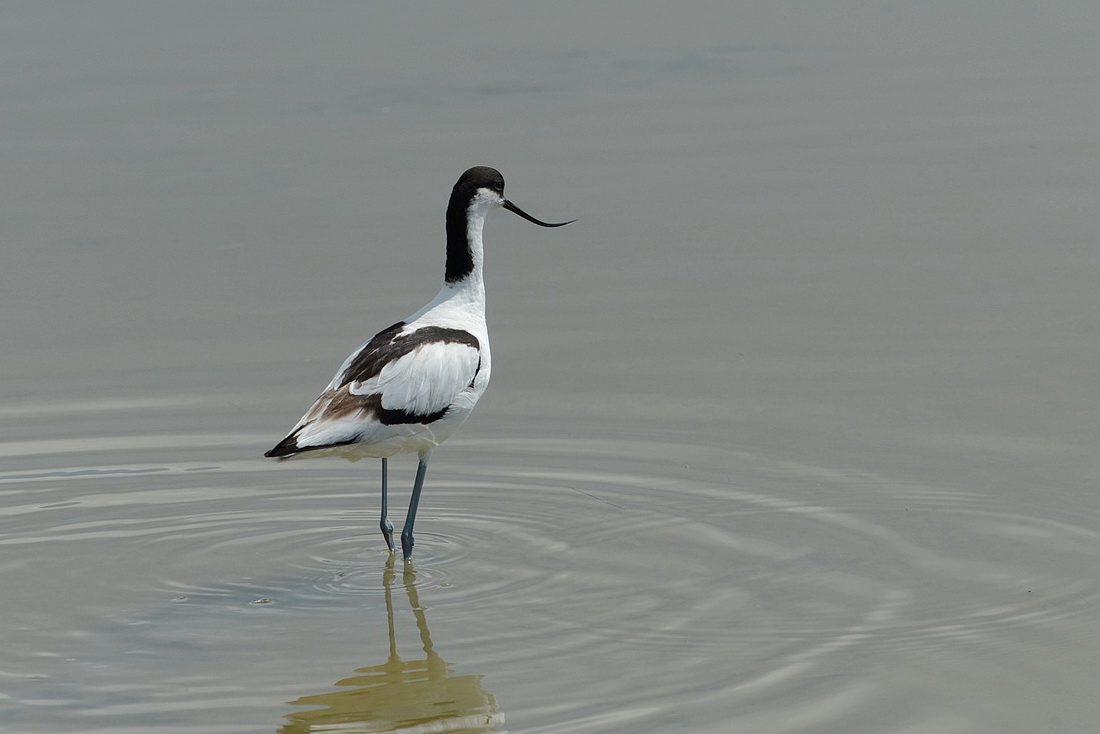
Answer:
top-left (4, 2), bottom-right (1100, 733)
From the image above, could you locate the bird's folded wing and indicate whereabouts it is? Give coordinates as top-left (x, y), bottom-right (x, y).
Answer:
top-left (350, 340), bottom-right (481, 419)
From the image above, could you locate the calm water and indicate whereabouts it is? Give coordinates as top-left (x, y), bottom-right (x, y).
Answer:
top-left (3, 3), bottom-right (1099, 732)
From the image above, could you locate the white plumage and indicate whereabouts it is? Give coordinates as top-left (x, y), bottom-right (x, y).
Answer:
top-left (265, 166), bottom-right (572, 561)
top-left (368, 341), bottom-right (482, 416)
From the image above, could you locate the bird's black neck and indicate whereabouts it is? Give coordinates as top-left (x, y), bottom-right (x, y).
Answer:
top-left (445, 198), bottom-right (476, 283)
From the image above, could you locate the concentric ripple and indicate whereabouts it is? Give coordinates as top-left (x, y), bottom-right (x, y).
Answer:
top-left (3, 404), bottom-right (1099, 732)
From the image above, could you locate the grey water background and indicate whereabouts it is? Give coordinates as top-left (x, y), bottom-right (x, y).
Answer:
top-left (3, 2), bottom-right (1099, 732)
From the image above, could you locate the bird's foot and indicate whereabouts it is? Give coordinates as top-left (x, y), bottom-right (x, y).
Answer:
top-left (380, 519), bottom-right (396, 553)
top-left (400, 531), bottom-right (414, 563)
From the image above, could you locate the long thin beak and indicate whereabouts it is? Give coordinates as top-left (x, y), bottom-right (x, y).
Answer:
top-left (503, 199), bottom-right (575, 228)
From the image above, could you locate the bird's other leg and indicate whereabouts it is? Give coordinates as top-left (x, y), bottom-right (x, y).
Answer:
top-left (379, 458), bottom-right (395, 553)
top-left (400, 449), bottom-right (432, 562)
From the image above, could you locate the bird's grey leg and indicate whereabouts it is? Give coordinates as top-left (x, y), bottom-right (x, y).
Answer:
top-left (400, 449), bottom-right (432, 562)
top-left (379, 458), bottom-right (395, 552)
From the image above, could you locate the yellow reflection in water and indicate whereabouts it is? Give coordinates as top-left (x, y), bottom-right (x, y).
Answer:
top-left (280, 557), bottom-right (503, 734)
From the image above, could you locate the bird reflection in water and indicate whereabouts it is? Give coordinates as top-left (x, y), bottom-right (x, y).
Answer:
top-left (280, 557), bottom-right (503, 734)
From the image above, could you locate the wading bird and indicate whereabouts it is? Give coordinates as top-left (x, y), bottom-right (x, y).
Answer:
top-left (265, 167), bottom-right (573, 561)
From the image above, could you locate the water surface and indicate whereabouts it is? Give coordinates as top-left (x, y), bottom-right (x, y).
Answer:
top-left (3, 3), bottom-right (1099, 733)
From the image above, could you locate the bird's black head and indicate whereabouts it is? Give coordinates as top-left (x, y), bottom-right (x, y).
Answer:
top-left (450, 166), bottom-right (573, 227)
top-left (447, 167), bottom-right (505, 231)
top-left (444, 166), bottom-right (575, 282)
top-left (454, 166), bottom-right (506, 198)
